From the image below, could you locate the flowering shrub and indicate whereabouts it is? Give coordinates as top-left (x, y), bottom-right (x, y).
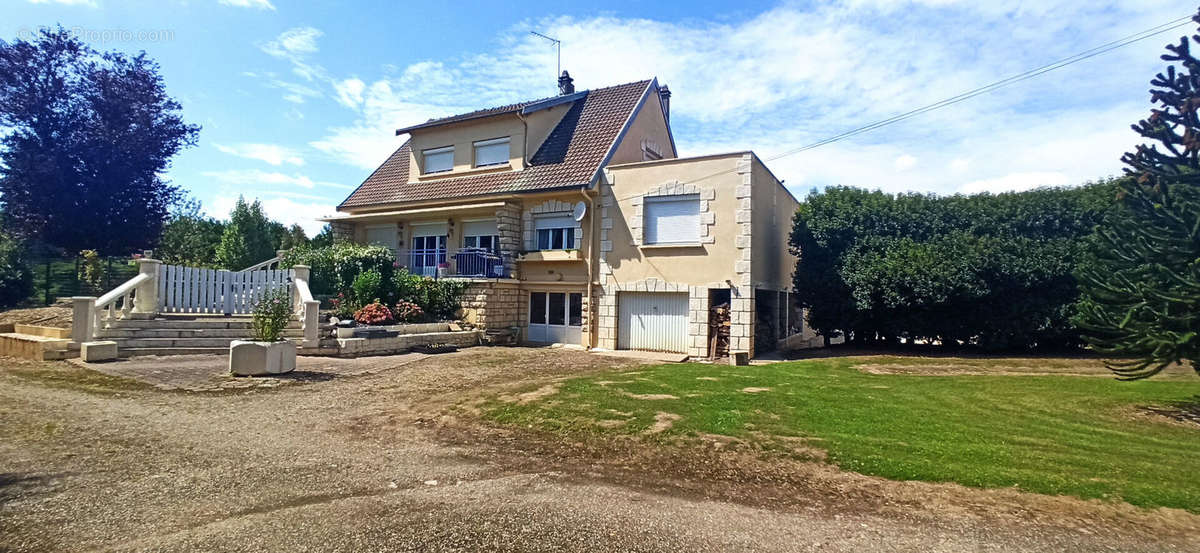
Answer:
top-left (330, 292), bottom-right (356, 320)
top-left (354, 299), bottom-right (394, 325)
top-left (251, 289), bottom-right (293, 342)
top-left (393, 300), bottom-right (424, 323)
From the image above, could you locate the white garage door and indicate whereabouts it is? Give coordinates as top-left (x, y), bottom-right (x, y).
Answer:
top-left (618, 292), bottom-right (689, 353)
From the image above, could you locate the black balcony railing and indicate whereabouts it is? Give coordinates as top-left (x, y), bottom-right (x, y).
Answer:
top-left (408, 248), bottom-right (510, 278)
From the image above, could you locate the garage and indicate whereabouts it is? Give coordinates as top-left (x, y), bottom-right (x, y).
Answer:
top-left (618, 292), bottom-right (689, 353)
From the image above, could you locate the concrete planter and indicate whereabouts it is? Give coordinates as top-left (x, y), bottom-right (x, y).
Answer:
top-left (229, 340), bottom-right (296, 377)
top-left (335, 326), bottom-right (357, 338)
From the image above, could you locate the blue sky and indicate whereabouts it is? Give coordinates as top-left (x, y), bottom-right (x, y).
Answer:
top-left (3, 0), bottom-right (1190, 235)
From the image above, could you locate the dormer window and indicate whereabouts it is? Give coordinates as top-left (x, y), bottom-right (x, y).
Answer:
top-left (422, 146), bottom-right (454, 174)
top-left (473, 137), bottom-right (510, 168)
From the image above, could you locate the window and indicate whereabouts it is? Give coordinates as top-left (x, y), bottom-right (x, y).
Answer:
top-left (410, 234), bottom-right (447, 276)
top-left (473, 137), bottom-right (510, 167)
top-left (463, 235), bottom-right (498, 251)
top-left (534, 215), bottom-right (577, 250)
top-left (530, 292), bottom-right (547, 324)
top-left (569, 293), bottom-right (582, 326)
top-left (462, 220), bottom-right (499, 251)
top-left (529, 292), bottom-right (583, 327)
top-left (641, 139), bottom-right (663, 161)
top-left (644, 194), bottom-right (700, 245)
top-left (364, 225), bottom-right (397, 250)
top-left (422, 146), bottom-right (453, 174)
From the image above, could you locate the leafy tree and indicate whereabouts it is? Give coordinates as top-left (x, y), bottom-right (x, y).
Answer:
top-left (0, 27), bottom-right (199, 255)
top-left (156, 199), bottom-right (225, 267)
top-left (0, 230), bottom-right (33, 308)
top-left (791, 182), bottom-right (1114, 350)
top-left (215, 197), bottom-right (275, 270)
top-left (1075, 16), bottom-right (1200, 379)
top-left (278, 224), bottom-right (309, 251)
top-left (309, 224), bottom-right (335, 249)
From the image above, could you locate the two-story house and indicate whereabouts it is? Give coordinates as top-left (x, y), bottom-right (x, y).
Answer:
top-left (323, 73), bottom-right (823, 358)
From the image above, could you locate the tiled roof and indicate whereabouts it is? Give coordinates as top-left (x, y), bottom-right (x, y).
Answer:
top-left (338, 79), bottom-right (652, 210)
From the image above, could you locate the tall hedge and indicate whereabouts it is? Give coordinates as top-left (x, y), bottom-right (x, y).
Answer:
top-left (790, 182), bottom-right (1115, 350)
top-left (281, 243), bottom-right (395, 296)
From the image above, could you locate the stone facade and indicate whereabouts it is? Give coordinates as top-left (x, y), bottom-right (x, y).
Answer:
top-left (330, 220), bottom-right (355, 244)
top-left (495, 201), bottom-right (523, 278)
top-left (461, 280), bottom-right (523, 329)
top-left (731, 153), bottom-right (756, 354)
top-left (524, 199), bottom-right (583, 250)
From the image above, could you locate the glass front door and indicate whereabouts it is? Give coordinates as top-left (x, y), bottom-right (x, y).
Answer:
top-left (410, 235), bottom-right (447, 276)
top-left (527, 291), bottom-right (583, 344)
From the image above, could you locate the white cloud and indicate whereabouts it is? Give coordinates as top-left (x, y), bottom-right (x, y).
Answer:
top-left (262, 27), bottom-right (321, 57)
top-left (333, 78), bottom-right (366, 108)
top-left (300, 1), bottom-right (1174, 195)
top-left (209, 195), bottom-right (334, 237)
top-left (218, 0), bottom-right (275, 10)
top-left (894, 155), bottom-right (917, 171)
top-left (214, 143), bottom-right (305, 166)
top-left (202, 169), bottom-right (352, 190)
top-left (28, 0), bottom-right (97, 6)
top-left (959, 172), bottom-right (1071, 195)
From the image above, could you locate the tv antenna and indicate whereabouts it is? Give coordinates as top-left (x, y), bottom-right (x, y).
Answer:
top-left (530, 31), bottom-right (561, 81)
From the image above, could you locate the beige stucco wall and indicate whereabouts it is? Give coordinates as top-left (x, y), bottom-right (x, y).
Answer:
top-left (750, 157), bottom-right (800, 291)
top-left (601, 154), bottom-right (743, 286)
top-left (608, 89), bottom-right (675, 165)
top-left (403, 103), bottom-right (570, 179)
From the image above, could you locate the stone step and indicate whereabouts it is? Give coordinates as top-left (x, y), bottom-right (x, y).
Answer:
top-left (105, 319), bottom-right (301, 330)
top-left (96, 328), bottom-right (304, 339)
top-left (119, 346), bottom-right (230, 357)
top-left (115, 337), bottom-right (302, 349)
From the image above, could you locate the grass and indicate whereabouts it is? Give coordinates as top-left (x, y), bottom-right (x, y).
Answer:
top-left (481, 356), bottom-right (1200, 512)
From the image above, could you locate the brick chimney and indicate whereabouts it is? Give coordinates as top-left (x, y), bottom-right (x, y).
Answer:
top-left (658, 84), bottom-right (671, 124)
top-left (558, 70), bottom-right (575, 95)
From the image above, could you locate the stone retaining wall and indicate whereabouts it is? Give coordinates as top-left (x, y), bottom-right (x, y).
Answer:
top-left (334, 330), bottom-right (483, 357)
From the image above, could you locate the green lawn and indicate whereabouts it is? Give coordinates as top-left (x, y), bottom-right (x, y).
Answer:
top-left (481, 357), bottom-right (1200, 512)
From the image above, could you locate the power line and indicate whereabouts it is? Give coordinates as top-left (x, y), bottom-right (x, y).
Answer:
top-left (627, 13), bottom-right (1195, 195)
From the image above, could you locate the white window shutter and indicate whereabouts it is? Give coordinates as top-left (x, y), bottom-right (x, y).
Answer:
top-left (423, 147), bottom-right (453, 173)
top-left (645, 195), bottom-right (700, 244)
top-left (474, 138), bottom-right (510, 167)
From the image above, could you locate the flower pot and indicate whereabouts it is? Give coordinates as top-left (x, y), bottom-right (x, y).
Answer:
top-left (229, 340), bottom-right (297, 377)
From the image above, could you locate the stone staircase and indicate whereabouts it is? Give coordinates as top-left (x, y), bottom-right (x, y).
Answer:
top-left (96, 315), bottom-right (304, 357)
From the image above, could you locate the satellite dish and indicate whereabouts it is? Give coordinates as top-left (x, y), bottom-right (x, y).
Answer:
top-left (572, 201), bottom-right (587, 221)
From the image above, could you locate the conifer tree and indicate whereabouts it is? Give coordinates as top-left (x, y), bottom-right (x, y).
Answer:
top-left (1075, 12), bottom-right (1200, 379)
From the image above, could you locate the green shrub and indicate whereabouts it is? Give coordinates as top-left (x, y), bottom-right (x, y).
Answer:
top-left (250, 289), bottom-right (293, 342)
top-left (411, 278), bottom-right (468, 321)
top-left (281, 243), bottom-right (396, 296)
top-left (351, 269), bottom-right (383, 307)
top-left (0, 233), bottom-right (33, 308)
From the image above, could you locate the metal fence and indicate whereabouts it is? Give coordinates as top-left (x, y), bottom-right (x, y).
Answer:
top-left (28, 255), bottom-right (140, 305)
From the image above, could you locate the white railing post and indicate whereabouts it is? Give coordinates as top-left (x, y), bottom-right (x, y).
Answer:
top-left (302, 300), bottom-right (320, 348)
top-left (292, 264), bottom-right (320, 348)
top-left (71, 296), bottom-right (97, 343)
top-left (132, 258), bottom-right (162, 319)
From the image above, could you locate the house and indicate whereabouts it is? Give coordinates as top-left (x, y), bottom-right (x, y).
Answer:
top-left (323, 72), bottom-right (823, 358)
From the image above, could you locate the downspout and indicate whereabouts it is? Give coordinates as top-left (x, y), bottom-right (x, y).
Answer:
top-left (517, 112), bottom-right (530, 168)
top-left (581, 187), bottom-right (597, 350)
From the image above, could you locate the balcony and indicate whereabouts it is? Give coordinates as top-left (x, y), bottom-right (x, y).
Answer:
top-left (406, 248), bottom-right (511, 279)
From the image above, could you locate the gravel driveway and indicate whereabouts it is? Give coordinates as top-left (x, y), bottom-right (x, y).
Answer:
top-left (0, 347), bottom-right (1195, 552)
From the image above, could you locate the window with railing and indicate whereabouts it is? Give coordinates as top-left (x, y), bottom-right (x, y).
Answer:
top-left (410, 235), bottom-right (447, 277)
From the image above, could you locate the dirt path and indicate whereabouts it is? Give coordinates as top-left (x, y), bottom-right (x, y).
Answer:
top-left (0, 348), bottom-right (1195, 552)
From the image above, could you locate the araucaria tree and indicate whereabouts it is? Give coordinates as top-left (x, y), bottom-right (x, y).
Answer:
top-left (1075, 15), bottom-right (1200, 379)
top-left (0, 27), bottom-right (199, 255)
